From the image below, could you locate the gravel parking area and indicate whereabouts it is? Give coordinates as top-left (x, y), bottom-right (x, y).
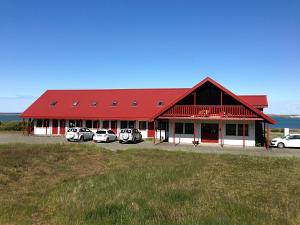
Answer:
top-left (1, 132), bottom-right (300, 157)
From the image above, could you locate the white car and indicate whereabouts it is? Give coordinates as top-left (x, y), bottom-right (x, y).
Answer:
top-left (119, 128), bottom-right (142, 144)
top-left (271, 134), bottom-right (300, 148)
top-left (93, 129), bottom-right (117, 143)
top-left (65, 127), bottom-right (94, 142)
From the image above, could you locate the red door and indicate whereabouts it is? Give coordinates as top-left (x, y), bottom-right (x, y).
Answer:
top-left (148, 122), bottom-right (155, 137)
top-left (201, 123), bottom-right (219, 143)
top-left (111, 120), bottom-right (117, 133)
top-left (103, 120), bottom-right (109, 129)
top-left (59, 120), bottom-right (66, 135)
top-left (52, 120), bottom-right (58, 135)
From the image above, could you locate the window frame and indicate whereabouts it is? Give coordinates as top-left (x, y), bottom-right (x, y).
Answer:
top-left (237, 124), bottom-right (249, 136)
top-left (175, 123), bottom-right (184, 134)
top-left (226, 124), bottom-right (237, 136)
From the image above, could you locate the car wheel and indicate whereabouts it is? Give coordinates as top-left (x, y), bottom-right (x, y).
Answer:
top-left (80, 136), bottom-right (84, 142)
top-left (119, 140), bottom-right (123, 144)
top-left (133, 138), bottom-right (137, 144)
top-left (277, 142), bottom-right (285, 149)
top-left (106, 137), bottom-right (109, 143)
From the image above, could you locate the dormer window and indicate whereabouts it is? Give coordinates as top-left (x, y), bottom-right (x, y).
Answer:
top-left (157, 100), bottom-right (164, 106)
top-left (91, 101), bottom-right (97, 107)
top-left (131, 100), bottom-right (138, 107)
top-left (72, 100), bottom-right (79, 107)
top-left (111, 100), bottom-right (118, 106)
top-left (50, 100), bottom-right (57, 107)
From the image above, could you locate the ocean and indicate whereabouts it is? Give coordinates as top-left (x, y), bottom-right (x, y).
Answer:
top-left (0, 114), bottom-right (300, 128)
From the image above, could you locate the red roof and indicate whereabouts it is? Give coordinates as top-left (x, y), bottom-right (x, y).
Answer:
top-left (239, 95), bottom-right (268, 108)
top-left (21, 88), bottom-right (189, 120)
top-left (21, 77), bottom-right (275, 124)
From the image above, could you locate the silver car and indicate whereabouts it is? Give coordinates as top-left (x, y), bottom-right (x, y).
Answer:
top-left (119, 128), bottom-right (142, 144)
top-left (65, 127), bottom-right (94, 142)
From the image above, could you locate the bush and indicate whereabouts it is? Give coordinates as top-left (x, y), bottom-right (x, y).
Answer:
top-left (0, 121), bottom-right (24, 131)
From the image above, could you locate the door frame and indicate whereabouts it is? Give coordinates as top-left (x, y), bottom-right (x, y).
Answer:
top-left (201, 123), bottom-right (219, 143)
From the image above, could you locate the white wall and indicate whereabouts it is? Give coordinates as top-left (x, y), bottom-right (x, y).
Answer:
top-left (168, 119), bottom-right (256, 146)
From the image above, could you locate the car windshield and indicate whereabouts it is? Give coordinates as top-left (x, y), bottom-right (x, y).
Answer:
top-left (96, 130), bottom-right (106, 134)
top-left (126, 130), bottom-right (132, 133)
top-left (68, 128), bottom-right (77, 132)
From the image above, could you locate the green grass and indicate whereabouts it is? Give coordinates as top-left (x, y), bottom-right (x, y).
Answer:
top-left (0, 144), bottom-right (300, 225)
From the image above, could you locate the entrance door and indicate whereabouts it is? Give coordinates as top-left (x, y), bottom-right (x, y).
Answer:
top-left (52, 120), bottom-right (58, 135)
top-left (148, 122), bottom-right (155, 138)
top-left (60, 120), bottom-right (66, 135)
top-left (111, 120), bottom-right (117, 133)
top-left (201, 123), bottom-right (219, 143)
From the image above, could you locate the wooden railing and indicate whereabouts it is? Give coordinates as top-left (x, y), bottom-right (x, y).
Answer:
top-left (161, 105), bottom-right (257, 118)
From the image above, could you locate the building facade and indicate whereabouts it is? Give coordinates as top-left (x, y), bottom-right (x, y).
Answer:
top-left (21, 77), bottom-right (275, 147)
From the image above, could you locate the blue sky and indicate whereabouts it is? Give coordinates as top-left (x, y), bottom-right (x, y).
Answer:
top-left (0, 0), bottom-right (299, 114)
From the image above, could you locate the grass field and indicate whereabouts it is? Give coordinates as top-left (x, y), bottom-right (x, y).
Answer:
top-left (0, 144), bottom-right (300, 225)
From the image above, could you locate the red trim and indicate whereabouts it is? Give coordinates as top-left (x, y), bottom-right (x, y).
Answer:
top-left (151, 77), bottom-right (275, 124)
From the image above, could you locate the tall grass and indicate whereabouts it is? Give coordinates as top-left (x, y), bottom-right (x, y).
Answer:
top-left (0, 144), bottom-right (299, 225)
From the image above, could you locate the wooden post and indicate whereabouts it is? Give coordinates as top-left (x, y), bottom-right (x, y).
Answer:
top-left (266, 123), bottom-right (270, 150)
top-left (243, 123), bottom-right (245, 149)
top-left (193, 117), bottom-right (196, 146)
top-left (45, 120), bottom-right (48, 136)
top-left (173, 120), bottom-right (176, 145)
top-left (153, 120), bottom-right (156, 144)
top-left (220, 91), bottom-right (223, 147)
top-left (28, 118), bottom-right (32, 135)
top-left (263, 122), bottom-right (266, 148)
top-left (159, 121), bottom-right (162, 142)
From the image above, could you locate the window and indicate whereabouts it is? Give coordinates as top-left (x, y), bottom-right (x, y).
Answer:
top-left (226, 124), bottom-right (236, 136)
top-left (131, 100), bottom-right (138, 107)
top-left (129, 121), bottom-right (135, 128)
top-left (185, 123), bottom-right (194, 134)
top-left (139, 121), bottom-right (147, 130)
top-left (50, 101), bottom-right (57, 107)
top-left (72, 101), bottom-right (79, 107)
top-left (69, 120), bottom-right (76, 128)
top-left (103, 121), bottom-right (109, 129)
top-left (157, 100), bottom-right (164, 106)
top-left (91, 101), bottom-right (97, 107)
top-left (75, 120), bottom-right (82, 127)
top-left (175, 123), bottom-right (184, 134)
top-left (86, 120), bottom-right (93, 128)
top-left (121, 121), bottom-right (128, 129)
top-left (237, 124), bottom-right (249, 136)
top-left (43, 119), bottom-right (49, 127)
top-left (36, 119), bottom-right (43, 127)
top-left (93, 120), bottom-right (99, 129)
top-left (112, 100), bottom-right (118, 106)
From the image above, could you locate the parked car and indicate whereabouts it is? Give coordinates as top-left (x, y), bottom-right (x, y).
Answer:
top-left (93, 129), bottom-right (117, 143)
top-left (119, 128), bottom-right (142, 143)
top-left (65, 127), bottom-right (94, 142)
top-left (271, 134), bottom-right (300, 148)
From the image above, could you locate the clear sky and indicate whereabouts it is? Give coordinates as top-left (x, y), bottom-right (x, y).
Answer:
top-left (0, 0), bottom-right (299, 114)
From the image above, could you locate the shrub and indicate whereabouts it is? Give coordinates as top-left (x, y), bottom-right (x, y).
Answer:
top-left (0, 121), bottom-right (24, 131)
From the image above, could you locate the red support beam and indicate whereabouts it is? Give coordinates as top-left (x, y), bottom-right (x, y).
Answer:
top-left (220, 91), bottom-right (223, 147)
top-left (243, 123), bottom-right (245, 149)
top-left (193, 117), bottom-right (196, 146)
top-left (173, 120), bottom-right (175, 145)
top-left (266, 123), bottom-right (270, 150)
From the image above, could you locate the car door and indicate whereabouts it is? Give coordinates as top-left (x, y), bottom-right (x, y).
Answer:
top-left (285, 135), bottom-right (297, 147)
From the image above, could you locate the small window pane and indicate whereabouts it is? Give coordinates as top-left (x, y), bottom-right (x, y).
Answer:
top-left (86, 120), bottom-right (93, 128)
top-left (237, 124), bottom-right (249, 136)
top-left (185, 123), bottom-right (194, 134)
top-left (121, 121), bottom-right (128, 129)
top-left (226, 124), bottom-right (236, 136)
top-left (112, 100), bottom-right (118, 106)
top-left (139, 121), bottom-right (147, 130)
top-left (76, 120), bottom-right (82, 127)
top-left (36, 119), bottom-right (43, 127)
top-left (43, 120), bottom-right (49, 127)
top-left (69, 120), bottom-right (75, 128)
top-left (175, 123), bottom-right (184, 134)
top-left (93, 121), bottom-right (99, 129)
top-left (129, 121), bottom-right (135, 129)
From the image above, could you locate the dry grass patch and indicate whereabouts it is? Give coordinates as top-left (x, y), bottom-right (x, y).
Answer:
top-left (0, 144), bottom-right (300, 225)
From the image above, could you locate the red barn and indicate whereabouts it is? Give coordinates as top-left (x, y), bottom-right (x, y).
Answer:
top-left (21, 77), bottom-right (275, 147)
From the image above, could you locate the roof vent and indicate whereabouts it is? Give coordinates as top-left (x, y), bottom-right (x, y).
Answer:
top-left (72, 100), bottom-right (79, 107)
top-left (111, 100), bottom-right (118, 106)
top-left (50, 100), bottom-right (57, 107)
top-left (91, 101), bottom-right (97, 107)
top-left (131, 100), bottom-right (138, 107)
top-left (157, 100), bottom-right (164, 106)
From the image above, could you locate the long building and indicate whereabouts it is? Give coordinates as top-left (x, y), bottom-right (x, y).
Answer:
top-left (21, 77), bottom-right (275, 147)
